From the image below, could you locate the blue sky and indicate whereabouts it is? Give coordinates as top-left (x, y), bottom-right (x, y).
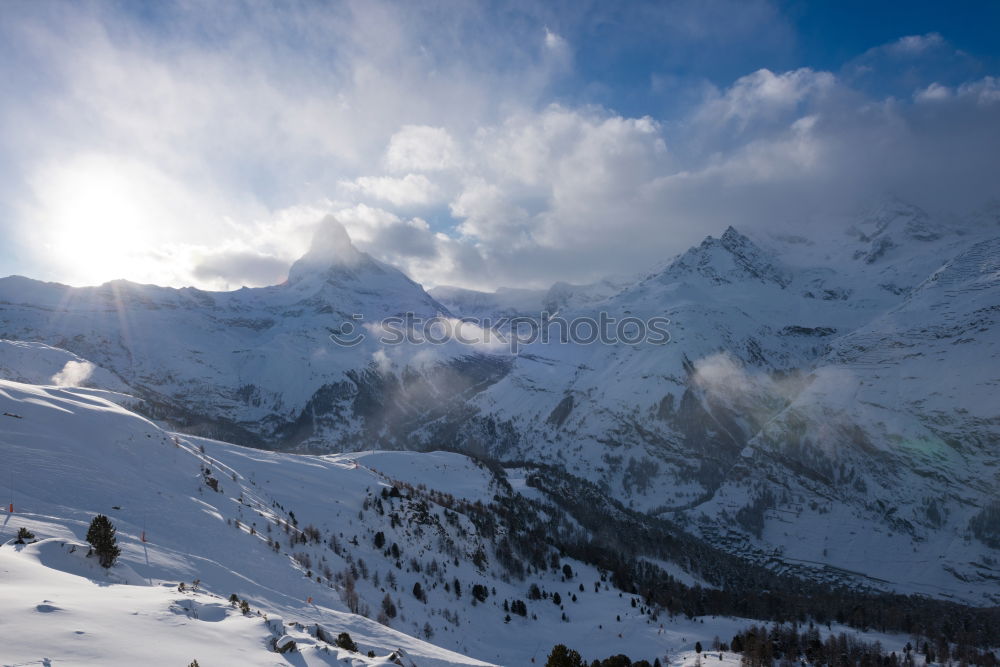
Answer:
top-left (0, 0), bottom-right (998, 290)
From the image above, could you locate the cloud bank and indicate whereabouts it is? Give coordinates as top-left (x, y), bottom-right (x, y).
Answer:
top-left (0, 2), bottom-right (998, 291)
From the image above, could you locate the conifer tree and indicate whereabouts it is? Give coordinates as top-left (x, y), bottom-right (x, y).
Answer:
top-left (335, 632), bottom-right (358, 652)
top-left (381, 592), bottom-right (397, 619)
top-left (86, 514), bottom-right (121, 568)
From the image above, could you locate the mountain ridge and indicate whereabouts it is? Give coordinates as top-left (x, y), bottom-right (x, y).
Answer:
top-left (1, 200), bottom-right (998, 605)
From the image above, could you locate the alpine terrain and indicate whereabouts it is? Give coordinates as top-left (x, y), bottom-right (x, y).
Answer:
top-left (1, 198), bottom-right (999, 664)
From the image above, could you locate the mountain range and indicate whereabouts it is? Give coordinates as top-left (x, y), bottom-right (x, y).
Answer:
top-left (1, 198), bottom-right (999, 663)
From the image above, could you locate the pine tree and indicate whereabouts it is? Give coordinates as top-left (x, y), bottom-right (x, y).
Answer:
top-left (545, 644), bottom-right (583, 667)
top-left (381, 592), bottom-right (397, 619)
top-left (86, 514), bottom-right (121, 568)
top-left (335, 631), bottom-right (358, 652)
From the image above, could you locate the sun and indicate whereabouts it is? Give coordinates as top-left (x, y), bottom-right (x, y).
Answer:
top-left (32, 155), bottom-right (172, 286)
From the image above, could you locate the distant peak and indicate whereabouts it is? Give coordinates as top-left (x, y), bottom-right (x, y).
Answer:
top-left (720, 225), bottom-right (751, 249)
top-left (304, 216), bottom-right (362, 267)
top-left (287, 216), bottom-right (365, 283)
top-left (863, 195), bottom-right (928, 223)
top-left (849, 197), bottom-right (942, 259)
top-left (666, 225), bottom-right (790, 287)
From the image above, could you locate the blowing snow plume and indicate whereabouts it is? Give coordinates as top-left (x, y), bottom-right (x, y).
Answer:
top-left (51, 360), bottom-right (95, 387)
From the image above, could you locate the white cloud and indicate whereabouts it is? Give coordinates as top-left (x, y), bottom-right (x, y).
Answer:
top-left (695, 68), bottom-right (835, 130)
top-left (341, 174), bottom-right (441, 206)
top-left (372, 348), bottom-right (393, 375)
top-left (957, 76), bottom-right (1000, 105)
top-left (0, 4), bottom-right (998, 294)
top-left (542, 27), bottom-right (572, 72)
top-left (451, 179), bottom-right (530, 242)
top-left (544, 28), bottom-right (567, 53)
top-left (914, 82), bottom-right (952, 102)
top-left (384, 126), bottom-right (459, 172)
top-left (192, 249), bottom-right (290, 288)
top-left (887, 33), bottom-right (945, 56)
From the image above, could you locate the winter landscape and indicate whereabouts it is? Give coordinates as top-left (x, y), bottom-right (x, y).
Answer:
top-left (1, 2), bottom-right (999, 666)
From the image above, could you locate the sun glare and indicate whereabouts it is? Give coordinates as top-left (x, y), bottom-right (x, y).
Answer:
top-left (35, 156), bottom-right (171, 286)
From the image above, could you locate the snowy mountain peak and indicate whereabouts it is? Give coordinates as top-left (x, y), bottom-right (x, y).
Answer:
top-left (664, 225), bottom-right (791, 287)
top-left (849, 197), bottom-right (943, 264)
top-left (287, 216), bottom-right (367, 283)
top-left (719, 225), bottom-right (748, 248)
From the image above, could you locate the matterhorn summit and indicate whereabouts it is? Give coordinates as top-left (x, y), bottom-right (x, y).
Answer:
top-left (287, 215), bottom-right (366, 284)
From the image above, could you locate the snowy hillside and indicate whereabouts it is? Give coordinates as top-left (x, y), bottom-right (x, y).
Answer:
top-left (1, 379), bottom-right (498, 665)
top-left (0, 339), bottom-right (131, 393)
top-left (4, 376), bottom-right (983, 666)
top-left (0, 378), bottom-right (749, 665)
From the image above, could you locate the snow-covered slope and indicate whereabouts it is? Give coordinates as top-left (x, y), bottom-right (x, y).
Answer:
top-left (0, 539), bottom-right (428, 667)
top-left (0, 378), bottom-right (495, 665)
top-left (3, 375), bottom-right (958, 666)
top-left (2, 377), bottom-right (768, 665)
top-left (0, 339), bottom-right (131, 392)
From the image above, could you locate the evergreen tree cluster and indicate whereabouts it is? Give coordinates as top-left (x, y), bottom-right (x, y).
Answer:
top-left (544, 643), bottom-right (659, 667)
top-left (367, 458), bottom-right (1000, 649)
top-left (447, 462), bottom-right (1000, 647)
top-left (730, 623), bottom-right (999, 667)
